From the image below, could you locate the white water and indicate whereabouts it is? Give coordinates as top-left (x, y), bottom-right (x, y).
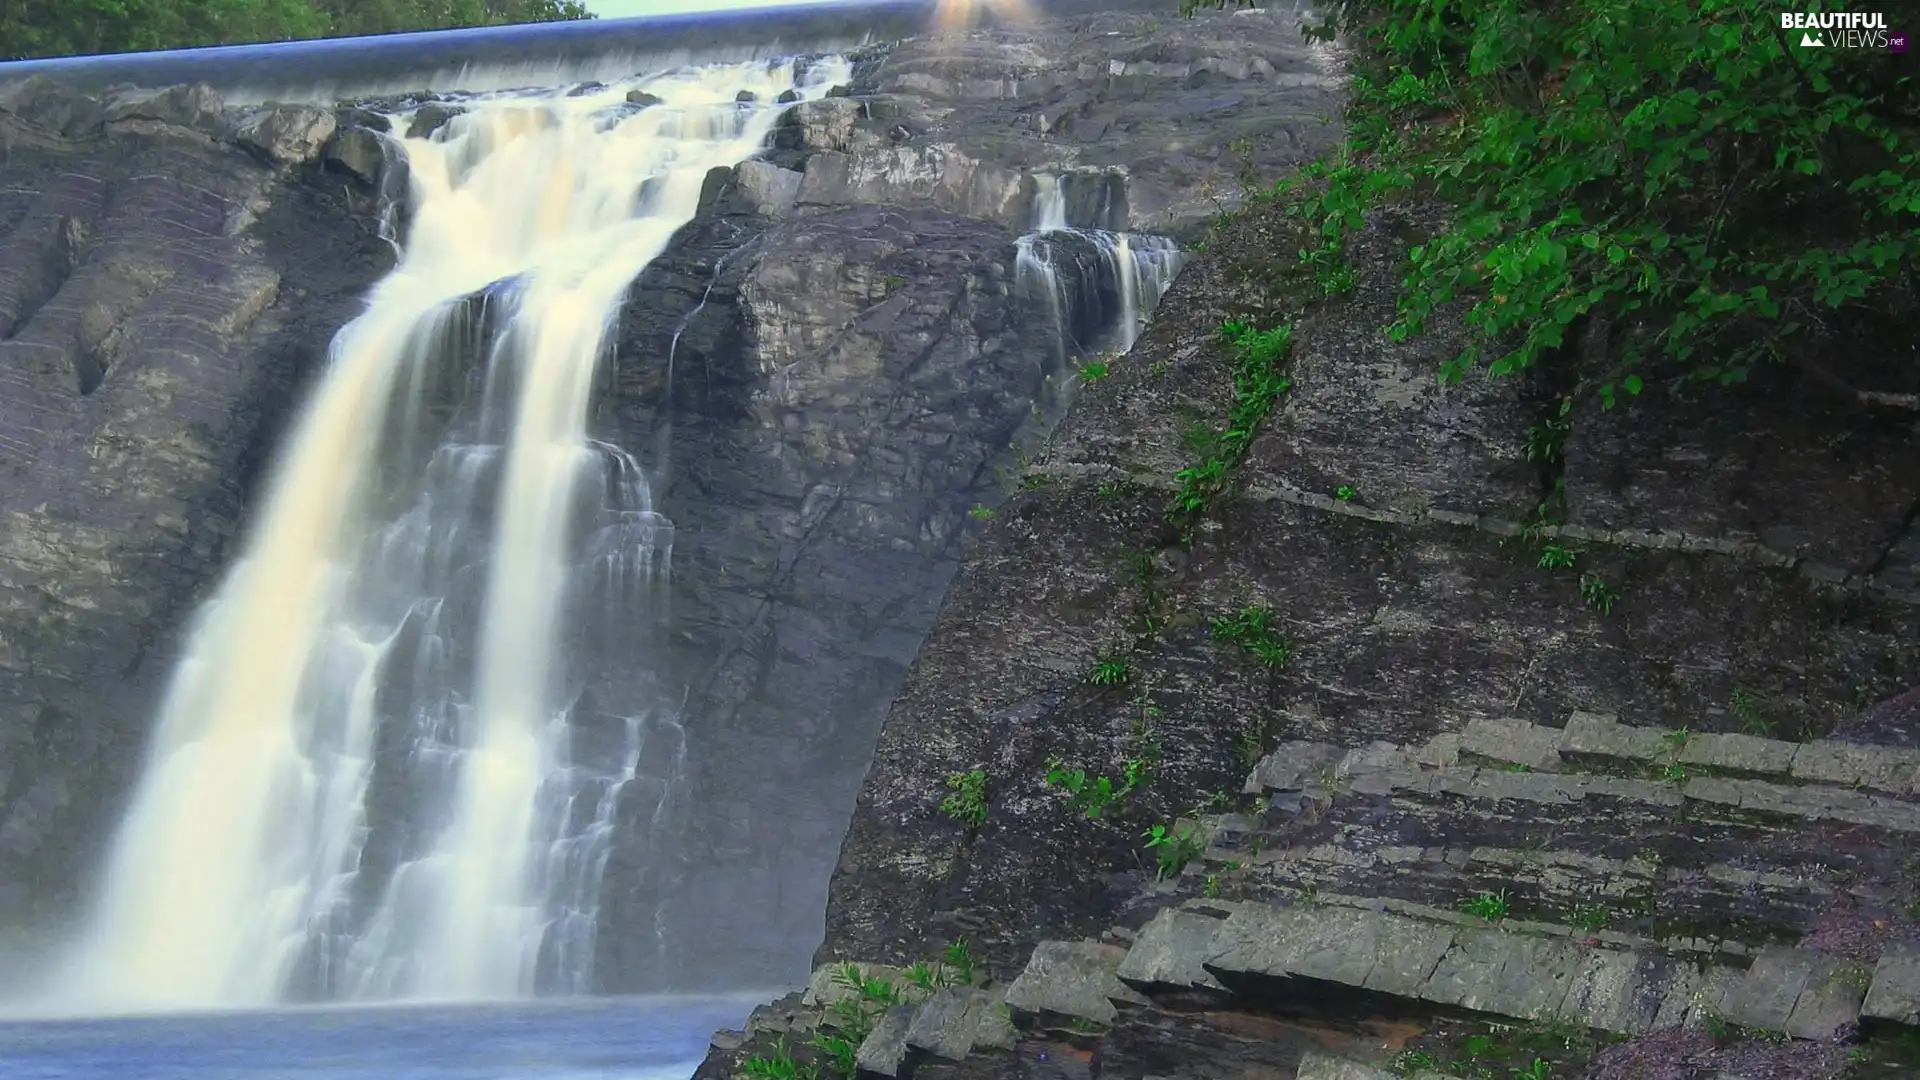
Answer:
top-left (1014, 173), bottom-right (1184, 357)
top-left (31, 56), bottom-right (849, 1017)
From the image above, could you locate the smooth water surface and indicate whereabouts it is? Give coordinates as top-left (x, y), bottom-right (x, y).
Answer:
top-left (0, 995), bottom-right (756, 1080)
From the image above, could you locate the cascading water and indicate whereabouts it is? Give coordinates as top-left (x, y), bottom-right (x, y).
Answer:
top-left (1013, 172), bottom-right (1184, 359)
top-left (37, 56), bottom-right (850, 1016)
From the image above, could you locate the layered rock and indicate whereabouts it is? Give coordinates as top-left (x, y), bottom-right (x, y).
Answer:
top-left (692, 185), bottom-right (1920, 1074)
top-left (0, 77), bottom-right (393, 937)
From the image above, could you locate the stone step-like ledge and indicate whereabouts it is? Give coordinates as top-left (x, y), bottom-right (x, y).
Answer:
top-left (1246, 738), bottom-right (1920, 834)
top-left (1103, 899), bottom-right (1892, 1041)
top-left (1202, 864), bottom-right (1784, 963)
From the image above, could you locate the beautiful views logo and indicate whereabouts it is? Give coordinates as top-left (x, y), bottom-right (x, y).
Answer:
top-left (1780, 11), bottom-right (1904, 49)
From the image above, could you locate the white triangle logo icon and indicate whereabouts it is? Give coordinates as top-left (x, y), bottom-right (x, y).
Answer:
top-left (1800, 31), bottom-right (1825, 46)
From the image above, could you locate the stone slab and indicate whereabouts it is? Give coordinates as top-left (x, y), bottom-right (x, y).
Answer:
top-left (1677, 731), bottom-right (1798, 774)
top-left (1244, 742), bottom-right (1347, 795)
top-left (1419, 926), bottom-right (1581, 1021)
top-left (1790, 741), bottom-right (1920, 792)
top-left (1460, 717), bottom-right (1565, 771)
top-left (1294, 1051), bottom-right (1399, 1080)
top-left (1862, 943), bottom-right (1920, 1027)
top-left (1115, 903), bottom-right (1233, 990)
top-left (1003, 939), bottom-right (1144, 1025)
top-left (855, 1004), bottom-right (916, 1077)
top-left (1561, 712), bottom-right (1667, 760)
top-left (1783, 956), bottom-right (1871, 1040)
top-left (1719, 947), bottom-right (1822, 1033)
top-left (905, 987), bottom-right (1017, 1060)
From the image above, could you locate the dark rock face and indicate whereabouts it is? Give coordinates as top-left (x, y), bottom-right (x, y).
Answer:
top-left (724, 187), bottom-right (1920, 1076)
top-left (0, 78), bottom-right (393, 933)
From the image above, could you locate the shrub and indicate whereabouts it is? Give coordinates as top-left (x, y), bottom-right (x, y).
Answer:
top-left (1184, 0), bottom-right (1920, 411)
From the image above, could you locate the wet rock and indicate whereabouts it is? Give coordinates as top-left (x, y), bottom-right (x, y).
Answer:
top-left (777, 88), bottom-right (800, 104)
top-left (321, 126), bottom-right (388, 186)
top-left (0, 76), bottom-right (105, 138)
top-left (733, 159), bottom-right (802, 216)
top-left (405, 103), bottom-right (462, 139)
top-left (735, 89), bottom-right (758, 103)
top-left (235, 104), bottom-right (336, 166)
top-left (335, 106), bottom-right (391, 134)
top-left (625, 89), bottom-right (663, 107)
top-left (101, 83), bottom-right (228, 137)
top-left (0, 100), bottom-right (394, 927)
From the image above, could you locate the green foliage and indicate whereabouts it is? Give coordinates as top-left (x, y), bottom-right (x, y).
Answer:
top-left (1089, 654), bottom-right (1132, 686)
top-left (741, 1038), bottom-right (818, 1080)
top-left (942, 937), bottom-right (977, 985)
top-left (1578, 570), bottom-right (1617, 615)
top-left (3, 0), bottom-right (591, 60)
top-left (1079, 360), bottom-right (1112, 382)
top-left (1461, 889), bottom-right (1510, 922)
top-left (1729, 686), bottom-right (1776, 736)
top-left (939, 768), bottom-right (989, 828)
top-left (1569, 903), bottom-right (1611, 934)
top-left (1391, 1049), bottom-right (1438, 1076)
top-left (1184, 0), bottom-right (1920, 409)
top-left (1142, 822), bottom-right (1205, 878)
top-left (1172, 320), bottom-right (1293, 516)
top-left (1334, 484), bottom-right (1359, 501)
top-left (1044, 756), bottom-right (1147, 819)
top-left (1525, 399), bottom-right (1573, 464)
top-left (1206, 604), bottom-right (1293, 668)
top-left (1536, 543), bottom-right (1577, 570)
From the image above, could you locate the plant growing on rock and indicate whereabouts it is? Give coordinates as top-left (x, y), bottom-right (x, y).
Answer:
top-left (1044, 757), bottom-right (1147, 819)
top-left (1537, 544), bottom-right (1578, 571)
top-left (942, 937), bottom-right (977, 985)
top-left (806, 964), bottom-right (908, 1077)
top-left (1078, 360), bottom-right (1112, 382)
top-left (1170, 320), bottom-right (1294, 520)
top-left (1461, 889), bottom-right (1511, 922)
top-left (1570, 904), bottom-right (1612, 935)
top-left (1578, 571), bottom-right (1617, 616)
top-left (1207, 604), bottom-right (1293, 668)
top-left (741, 1038), bottom-right (817, 1080)
top-left (1089, 654), bottom-right (1132, 686)
top-left (1143, 822), bottom-right (1205, 879)
top-left (939, 768), bottom-right (989, 829)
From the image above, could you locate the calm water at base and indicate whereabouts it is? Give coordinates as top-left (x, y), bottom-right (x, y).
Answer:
top-left (0, 994), bottom-right (769, 1080)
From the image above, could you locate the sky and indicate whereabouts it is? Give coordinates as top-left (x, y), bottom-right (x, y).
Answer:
top-left (584, 0), bottom-right (848, 20)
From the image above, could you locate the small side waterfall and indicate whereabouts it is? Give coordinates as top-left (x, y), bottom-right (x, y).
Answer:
top-left (36, 56), bottom-right (851, 1016)
top-left (1014, 173), bottom-right (1184, 360)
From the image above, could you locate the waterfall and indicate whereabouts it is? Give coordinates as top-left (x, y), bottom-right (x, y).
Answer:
top-left (36, 56), bottom-right (851, 1016)
top-left (1013, 173), bottom-right (1184, 358)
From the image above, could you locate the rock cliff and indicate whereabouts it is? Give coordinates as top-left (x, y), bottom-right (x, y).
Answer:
top-left (692, 137), bottom-right (1920, 1080)
top-left (0, 4), bottom-right (1345, 996)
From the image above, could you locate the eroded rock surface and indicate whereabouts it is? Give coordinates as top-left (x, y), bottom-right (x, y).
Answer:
top-left (693, 177), bottom-right (1920, 1074)
top-left (0, 77), bottom-right (393, 929)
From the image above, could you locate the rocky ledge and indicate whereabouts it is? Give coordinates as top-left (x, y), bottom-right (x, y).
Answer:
top-left (695, 181), bottom-right (1920, 1078)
